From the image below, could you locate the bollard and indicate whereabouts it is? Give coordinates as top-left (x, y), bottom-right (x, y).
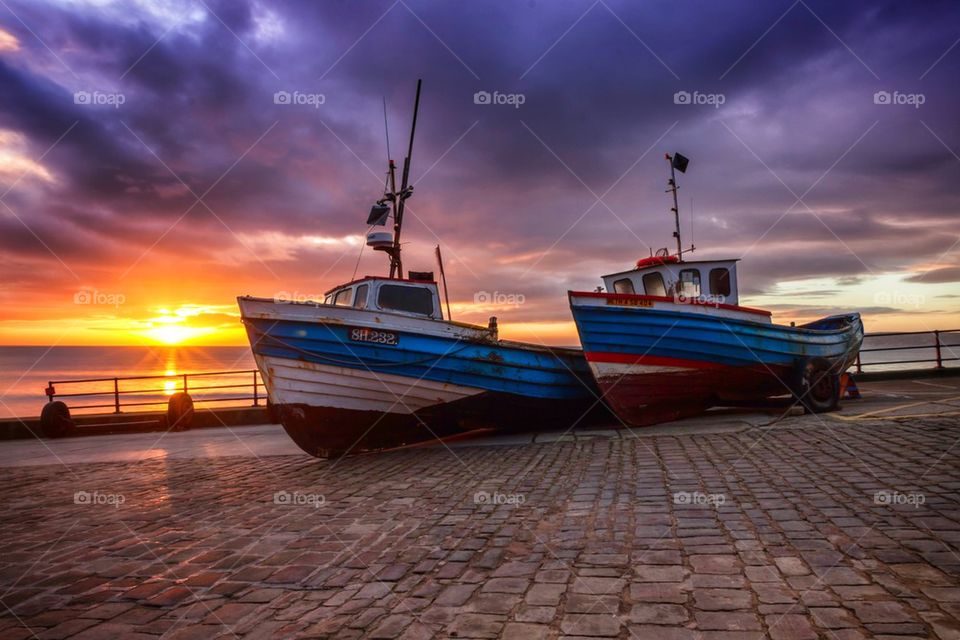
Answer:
top-left (167, 392), bottom-right (194, 431)
top-left (40, 401), bottom-right (75, 438)
top-left (934, 330), bottom-right (943, 369)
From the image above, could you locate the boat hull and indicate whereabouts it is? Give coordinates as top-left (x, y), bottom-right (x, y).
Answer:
top-left (239, 297), bottom-right (602, 456)
top-left (569, 292), bottom-right (863, 426)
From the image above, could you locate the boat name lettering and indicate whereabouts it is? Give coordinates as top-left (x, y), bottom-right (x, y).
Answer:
top-left (607, 297), bottom-right (654, 307)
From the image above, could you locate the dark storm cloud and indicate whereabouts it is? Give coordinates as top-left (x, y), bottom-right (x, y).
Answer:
top-left (0, 0), bottom-right (959, 310)
top-left (904, 267), bottom-right (960, 284)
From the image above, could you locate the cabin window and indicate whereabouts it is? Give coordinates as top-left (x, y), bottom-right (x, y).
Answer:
top-left (709, 268), bottom-right (731, 297)
top-left (323, 295), bottom-right (332, 305)
top-left (613, 278), bottom-right (635, 294)
top-left (333, 289), bottom-right (352, 306)
top-left (642, 272), bottom-right (666, 297)
top-left (679, 269), bottom-right (701, 297)
top-left (378, 285), bottom-right (434, 316)
top-left (352, 284), bottom-right (369, 309)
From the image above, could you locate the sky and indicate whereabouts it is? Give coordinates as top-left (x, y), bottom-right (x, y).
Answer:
top-left (0, 0), bottom-right (958, 346)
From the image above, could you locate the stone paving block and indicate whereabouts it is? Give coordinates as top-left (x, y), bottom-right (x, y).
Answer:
top-left (633, 565), bottom-right (687, 582)
top-left (690, 555), bottom-right (740, 574)
top-left (369, 614), bottom-right (413, 638)
top-left (766, 613), bottom-right (817, 640)
top-left (564, 593), bottom-right (620, 614)
top-left (470, 593), bottom-right (520, 614)
top-left (695, 611), bottom-right (763, 631)
top-left (629, 583), bottom-right (687, 603)
top-left (752, 584), bottom-right (796, 604)
top-left (516, 604), bottom-right (555, 622)
top-left (481, 577), bottom-right (528, 594)
top-left (446, 613), bottom-right (503, 638)
top-left (560, 613), bottom-right (622, 636)
top-left (502, 622), bottom-right (549, 639)
top-left (627, 603), bottom-right (688, 624)
top-left (571, 576), bottom-right (625, 595)
top-left (526, 583), bottom-right (565, 606)
top-left (850, 601), bottom-right (916, 623)
top-left (694, 588), bottom-right (753, 610)
top-left (627, 626), bottom-right (701, 639)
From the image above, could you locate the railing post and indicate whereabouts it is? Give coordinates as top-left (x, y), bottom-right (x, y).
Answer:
top-left (855, 352), bottom-right (862, 375)
top-left (46, 381), bottom-right (55, 403)
top-left (183, 373), bottom-right (189, 393)
top-left (934, 330), bottom-right (943, 369)
top-left (253, 371), bottom-right (259, 406)
top-left (114, 378), bottom-right (121, 413)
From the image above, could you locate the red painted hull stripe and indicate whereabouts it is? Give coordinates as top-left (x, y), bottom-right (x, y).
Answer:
top-left (568, 291), bottom-right (772, 317)
top-left (583, 352), bottom-right (730, 369)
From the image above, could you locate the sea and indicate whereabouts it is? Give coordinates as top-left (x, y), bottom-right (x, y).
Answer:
top-left (0, 334), bottom-right (956, 419)
top-left (0, 346), bottom-right (255, 419)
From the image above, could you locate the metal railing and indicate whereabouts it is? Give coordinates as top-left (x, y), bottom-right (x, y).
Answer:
top-left (45, 369), bottom-right (263, 414)
top-left (855, 329), bottom-right (959, 374)
top-left (38, 329), bottom-right (958, 414)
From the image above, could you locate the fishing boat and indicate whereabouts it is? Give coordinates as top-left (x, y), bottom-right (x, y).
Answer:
top-left (238, 81), bottom-right (600, 457)
top-left (568, 153), bottom-right (863, 426)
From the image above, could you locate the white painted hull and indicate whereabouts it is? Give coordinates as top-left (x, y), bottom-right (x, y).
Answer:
top-left (254, 353), bottom-right (484, 415)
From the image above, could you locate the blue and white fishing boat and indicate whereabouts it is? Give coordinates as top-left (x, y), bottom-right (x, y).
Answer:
top-left (239, 81), bottom-right (600, 457)
top-left (568, 153), bottom-right (863, 426)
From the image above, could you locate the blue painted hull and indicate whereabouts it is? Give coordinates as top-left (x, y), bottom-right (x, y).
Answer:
top-left (572, 306), bottom-right (863, 370)
top-left (244, 317), bottom-right (596, 401)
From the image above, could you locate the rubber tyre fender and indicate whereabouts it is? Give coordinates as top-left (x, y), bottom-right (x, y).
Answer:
top-left (794, 357), bottom-right (840, 414)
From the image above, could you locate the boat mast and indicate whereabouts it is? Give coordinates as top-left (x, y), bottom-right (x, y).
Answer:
top-left (667, 153), bottom-right (682, 258)
top-left (665, 152), bottom-right (692, 260)
top-left (389, 79), bottom-right (422, 279)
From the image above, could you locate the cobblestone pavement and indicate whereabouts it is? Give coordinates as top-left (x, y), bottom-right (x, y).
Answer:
top-left (1, 413), bottom-right (959, 639)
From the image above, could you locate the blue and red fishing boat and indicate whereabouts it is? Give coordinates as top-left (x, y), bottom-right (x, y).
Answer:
top-left (568, 153), bottom-right (863, 425)
top-left (239, 81), bottom-right (601, 457)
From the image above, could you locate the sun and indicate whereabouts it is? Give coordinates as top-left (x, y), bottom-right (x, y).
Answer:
top-left (142, 310), bottom-right (220, 345)
top-left (146, 324), bottom-right (193, 345)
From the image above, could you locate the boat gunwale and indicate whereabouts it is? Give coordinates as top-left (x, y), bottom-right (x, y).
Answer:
top-left (568, 290), bottom-right (772, 317)
top-left (239, 296), bottom-right (585, 359)
top-left (570, 291), bottom-right (862, 337)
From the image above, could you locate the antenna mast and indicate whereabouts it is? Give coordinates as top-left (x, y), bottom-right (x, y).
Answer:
top-left (389, 79), bottom-right (422, 279)
top-left (665, 152), bottom-right (692, 260)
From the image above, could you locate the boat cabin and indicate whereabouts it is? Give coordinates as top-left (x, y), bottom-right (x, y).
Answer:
top-left (602, 257), bottom-right (740, 306)
top-left (323, 275), bottom-right (443, 320)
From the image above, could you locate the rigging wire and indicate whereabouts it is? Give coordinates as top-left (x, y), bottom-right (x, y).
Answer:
top-left (351, 225), bottom-right (372, 281)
